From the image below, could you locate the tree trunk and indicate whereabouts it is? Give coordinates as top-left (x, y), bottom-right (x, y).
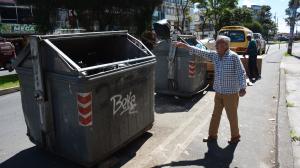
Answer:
top-left (201, 19), bottom-right (206, 39)
top-left (181, 13), bottom-right (185, 33)
top-left (288, 2), bottom-right (298, 54)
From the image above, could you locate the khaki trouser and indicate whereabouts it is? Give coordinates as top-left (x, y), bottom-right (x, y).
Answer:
top-left (209, 92), bottom-right (240, 138)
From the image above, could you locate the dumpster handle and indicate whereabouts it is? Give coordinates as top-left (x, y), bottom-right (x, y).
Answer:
top-left (13, 44), bottom-right (30, 68)
top-left (79, 56), bottom-right (155, 72)
top-left (86, 59), bottom-right (156, 78)
top-left (44, 39), bottom-right (83, 74)
top-left (39, 30), bottom-right (128, 40)
top-left (127, 34), bottom-right (155, 56)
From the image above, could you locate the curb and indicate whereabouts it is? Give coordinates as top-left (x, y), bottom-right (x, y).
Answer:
top-left (0, 87), bottom-right (20, 96)
top-left (276, 62), bottom-right (294, 168)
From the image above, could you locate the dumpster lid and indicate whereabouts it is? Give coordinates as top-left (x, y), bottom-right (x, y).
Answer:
top-left (153, 19), bottom-right (171, 39)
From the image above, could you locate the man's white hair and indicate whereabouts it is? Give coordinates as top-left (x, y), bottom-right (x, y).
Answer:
top-left (216, 35), bottom-right (231, 45)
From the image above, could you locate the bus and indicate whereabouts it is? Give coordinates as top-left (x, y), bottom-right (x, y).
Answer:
top-left (218, 26), bottom-right (253, 55)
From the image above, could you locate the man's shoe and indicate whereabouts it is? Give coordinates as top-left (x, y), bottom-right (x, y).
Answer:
top-left (256, 76), bottom-right (261, 80)
top-left (247, 81), bottom-right (254, 86)
top-left (203, 136), bottom-right (217, 142)
top-left (228, 135), bottom-right (240, 144)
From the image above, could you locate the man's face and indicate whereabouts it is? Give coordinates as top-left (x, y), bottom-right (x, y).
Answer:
top-left (216, 40), bottom-right (229, 56)
top-left (247, 36), bottom-right (251, 41)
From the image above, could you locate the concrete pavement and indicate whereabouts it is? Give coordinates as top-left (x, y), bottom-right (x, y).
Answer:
top-left (0, 69), bottom-right (16, 77)
top-left (282, 43), bottom-right (300, 168)
top-left (0, 44), bottom-right (286, 168)
top-left (149, 44), bottom-right (282, 168)
top-left (0, 93), bottom-right (33, 163)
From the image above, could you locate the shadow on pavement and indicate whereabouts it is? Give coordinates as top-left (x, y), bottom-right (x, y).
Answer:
top-left (0, 132), bottom-right (152, 168)
top-left (155, 92), bottom-right (207, 113)
top-left (291, 55), bottom-right (300, 60)
top-left (111, 132), bottom-right (152, 167)
top-left (152, 141), bottom-right (238, 168)
top-left (0, 146), bottom-right (81, 168)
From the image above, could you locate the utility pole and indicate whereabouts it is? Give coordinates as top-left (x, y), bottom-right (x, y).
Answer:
top-left (288, 0), bottom-right (299, 54)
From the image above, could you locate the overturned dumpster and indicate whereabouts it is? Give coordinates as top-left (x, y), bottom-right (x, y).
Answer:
top-left (152, 20), bottom-right (208, 97)
top-left (14, 31), bottom-right (156, 166)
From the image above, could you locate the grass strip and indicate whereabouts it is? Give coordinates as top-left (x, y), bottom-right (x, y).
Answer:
top-left (0, 74), bottom-right (19, 90)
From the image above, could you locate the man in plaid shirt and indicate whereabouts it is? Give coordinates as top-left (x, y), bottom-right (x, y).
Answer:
top-left (175, 35), bottom-right (247, 144)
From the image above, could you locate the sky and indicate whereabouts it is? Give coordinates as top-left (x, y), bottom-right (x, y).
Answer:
top-left (239, 0), bottom-right (290, 33)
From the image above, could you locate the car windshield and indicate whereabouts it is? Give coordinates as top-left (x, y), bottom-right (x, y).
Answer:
top-left (219, 30), bottom-right (245, 42)
top-left (195, 42), bottom-right (207, 50)
top-left (253, 34), bottom-right (260, 39)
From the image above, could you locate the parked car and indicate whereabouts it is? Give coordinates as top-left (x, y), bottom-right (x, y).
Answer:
top-left (197, 38), bottom-right (216, 51)
top-left (253, 33), bottom-right (267, 55)
top-left (277, 36), bottom-right (289, 41)
top-left (0, 38), bottom-right (16, 72)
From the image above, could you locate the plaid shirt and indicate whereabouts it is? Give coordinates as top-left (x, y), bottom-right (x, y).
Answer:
top-left (190, 46), bottom-right (247, 94)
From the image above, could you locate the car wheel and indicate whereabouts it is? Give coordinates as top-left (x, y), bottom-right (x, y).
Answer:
top-left (5, 62), bottom-right (14, 72)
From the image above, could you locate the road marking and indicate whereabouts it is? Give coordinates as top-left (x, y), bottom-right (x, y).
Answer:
top-left (138, 94), bottom-right (213, 167)
top-left (164, 113), bottom-right (211, 163)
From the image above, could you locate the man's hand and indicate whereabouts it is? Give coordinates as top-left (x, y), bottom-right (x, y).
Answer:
top-left (239, 89), bottom-right (246, 97)
top-left (174, 41), bottom-right (190, 50)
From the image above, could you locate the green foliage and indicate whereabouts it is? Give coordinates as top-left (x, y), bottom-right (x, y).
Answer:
top-left (17, 0), bottom-right (163, 35)
top-left (290, 130), bottom-right (300, 142)
top-left (286, 100), bottom-right (295, 106)
top-left (285, 0), bottom-right (300, 26)
top-left (219, 7), bottom-right (253, 27)
top-left (244, 21), bottom-right (263, 33)
top-left (257, 5), bottom-right (277, 39)
top-left (193, 1), bottom-right (277, 39)
top-left (0, 74), bottom-right (19, 90)
top-left (192, 0), bottom-right (238, 35)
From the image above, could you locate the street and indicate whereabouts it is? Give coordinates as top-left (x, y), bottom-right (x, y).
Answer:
top-left (0, 44), bottom-right (288, 168)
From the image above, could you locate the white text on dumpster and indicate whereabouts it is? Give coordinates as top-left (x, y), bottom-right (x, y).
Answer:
top-left (110, 92), bottom-right (137, 116)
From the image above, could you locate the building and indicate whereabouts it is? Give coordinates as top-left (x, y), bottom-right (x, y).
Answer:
top-left (190, 8), bottom-right (215, 38)
top-left (242, 5), bottom-right (262, 20)
top-left (250, 5), bottom-right (262, 20)
top-left (0, 0), bottom-right (36, 35)
top-left (153, 0), bottom-right (194, 33)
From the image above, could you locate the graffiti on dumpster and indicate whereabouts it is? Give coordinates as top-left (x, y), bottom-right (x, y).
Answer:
top-left (110, 92), bottom-right (138, 116)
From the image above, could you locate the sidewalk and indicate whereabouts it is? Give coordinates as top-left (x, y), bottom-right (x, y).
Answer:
top-left (121, 45), bottom-right (282, 168)
top-left (282, 53), bottom-right (300, 168)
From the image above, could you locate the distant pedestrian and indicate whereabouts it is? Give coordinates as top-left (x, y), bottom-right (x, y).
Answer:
top-left (244, 34), bottom-right (261, 83)
top-left (175, 36), bottom-right (247, 144)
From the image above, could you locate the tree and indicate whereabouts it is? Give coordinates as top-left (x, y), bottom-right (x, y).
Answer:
top-left (231, 7), bottom-right (253, 25)
top-left (192, 0), bottom-right (238, 36)
top-left (257, 5), bottom-right (277, 40)
top-left (195, 2), bottom-right (213, 38)
top-left (174, 0), bottom-right (191, 33)
top-left (285, 0), bottom-right (300, 26)
top-left (286, 0), bottom-right (300, 54)
top-left (244, 21), bottom-right (263, 33)
top-left (17, 0), bottom-right (163, 35)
